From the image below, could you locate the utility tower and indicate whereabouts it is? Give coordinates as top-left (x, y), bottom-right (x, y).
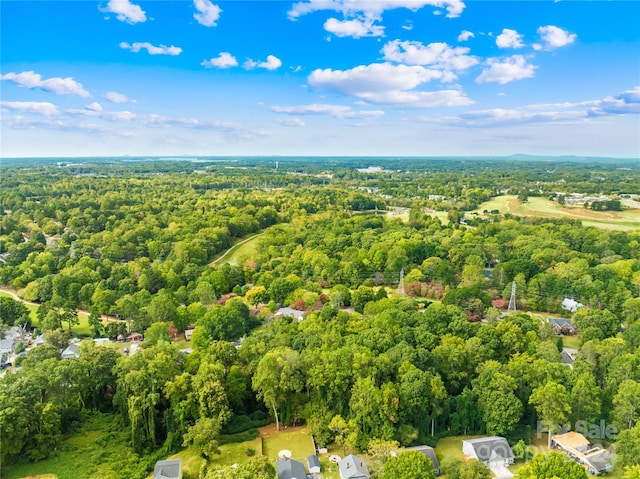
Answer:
top-left (397, 268), bottom-right (405, 296)
top-left (508, 281), bottom-right (517, 312)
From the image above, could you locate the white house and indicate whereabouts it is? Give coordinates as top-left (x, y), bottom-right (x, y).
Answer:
top-left (338, 454), bottom-right (370, 479)
top-left (462, 437), bottom-right (514, 479)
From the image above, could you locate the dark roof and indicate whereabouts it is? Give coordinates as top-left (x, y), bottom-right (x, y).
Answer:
top-left (277, 457), bottom-right (307, 479)
top-left (586, 451), bottom-right (612, 472)
top-left (549, 318), bottom-right (575, 328)
top-left (154, 459), bottom-right (182, 479)
top-left (308, 454), bottom-right (321, 469)
top-left (464, 437), bottom-right (514, 462)
top-left (405, 445), bottom-right (440, 471)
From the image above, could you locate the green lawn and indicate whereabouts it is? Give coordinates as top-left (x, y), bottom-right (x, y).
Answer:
top-left (473, 195), bottom-right (640, 231)
top-left (210, 233), bottom-right (263, 266)
top-left (260, 425), bottom-right (315, 464)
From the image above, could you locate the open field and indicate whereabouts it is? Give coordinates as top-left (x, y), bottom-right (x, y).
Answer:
top-left (210, 233), bottom-right (263, 266)
top-left (473, 195), bottom-right (640, 231)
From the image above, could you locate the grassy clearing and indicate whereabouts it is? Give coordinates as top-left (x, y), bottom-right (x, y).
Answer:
top-left (473, 195), bottom-right (640, 231)
top-left (260, 425), bottom-right (315, 464)
top-left (210, 234), bottom-right (263, 266)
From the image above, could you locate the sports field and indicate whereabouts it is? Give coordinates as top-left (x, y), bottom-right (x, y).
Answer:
top-left (474, 195), bottom-right (640, 231)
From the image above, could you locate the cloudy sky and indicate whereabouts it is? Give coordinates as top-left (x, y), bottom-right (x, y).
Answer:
top-left (1, 0), bottom-right (639, 157)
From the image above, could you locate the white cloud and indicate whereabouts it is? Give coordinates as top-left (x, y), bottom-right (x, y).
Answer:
top-left (496, 28), bottom-right (524, 49)
top-left (271, 103), bottom-right (384, 119)
top-left (276, 117), bottom-right (306, 127)
top-left (243, 55), bottom-right (282, 70)
top-left (588, 86), bottom-right (640, 116)
top-left (0, 71), bottom-right (90, 97)
top-left (105, 91), bottom-right (135, 103)
top-left (120, 42), bottom-right (182, 56)
top-left (1, 101), bottom-right (59, 116)
top-left (324, 17), bottom-right (385, 38)
top-left (309, 63), bottom-right (444, 95)
top-left (381, 40), bottom-right (478, 71)
top-left (476, 55), bottom-right (536, 84)
top-left (103, 0), bottom-right (146, 24)
top-left (201, 52), bottom-right (238, 68)
top-left (428, 86), bottom-right (640, 128)
top-left (358, 89), bottom-right (472, 108)
top-left (86, 102), bottom-right (103, 112)
top-left (402, 21), bottom-right (413, 31)
top-left (458, 30), bottom-right (474, 42)
top-left (193, 0), bottom-right (222, 27)
top-left (533, 25), bottom-right (576, 50)
top-left (288, 0), bottom-right (466, 20)
top-left (308, 62), bottom-right (472, 108)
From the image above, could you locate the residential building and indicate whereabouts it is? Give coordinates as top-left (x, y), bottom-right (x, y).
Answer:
top-left (338, 454), bottom-right (370, 479)
top-left (276, 457), bottom-right (307, 479)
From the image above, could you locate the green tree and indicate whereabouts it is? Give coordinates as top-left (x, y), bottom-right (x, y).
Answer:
top-left (624, 465), bottom-right (640, 479)
top-left (517, 452), bottom-right (588, 479)
top-left (382, 450), bottom-right (436, 479)
top-left (614, 380), bottom-right (640, 430)
top-left (183, 416), bottom-right (222, 459)
top-left (252, 347), bottom-right (304, 431)
top-left (144, 322), bottom-right (170, 346)
top-left (529, 381), bottom-right (572, 448)
top-left (616, 423), bottom-right (640, 467)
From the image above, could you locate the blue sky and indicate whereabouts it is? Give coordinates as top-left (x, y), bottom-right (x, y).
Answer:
top-left (1, 0), bottom-right (639, 157)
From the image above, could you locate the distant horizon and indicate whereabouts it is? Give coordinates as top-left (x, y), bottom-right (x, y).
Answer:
top-left (2, 153), bottom-right (639, 162)
top-left (2, 0), bottom-right (639, 156)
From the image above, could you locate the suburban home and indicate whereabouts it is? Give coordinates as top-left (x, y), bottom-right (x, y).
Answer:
top-left (308, 454), bottom-right (321, 474)
top-left (462, 437), bottom-right (514, 479)
top-left (338, 454), bottom-right (370, 479)
top-left (153, 459), bottom-right (182, 479)
top-left (127, 332), bottom-right (144, 342)
top-left (61, 343), bottom-right (81, 360)
top-left (552, 431), bottom-right (613, 475)
top-left (561, 348), bottom-right (579, 368)
top-left (405, 445), bottom-right (440, 475)
top-left (276, 457), bottom-right (307, 479)
top-left (562, 298), bottom-right (583, 313)
top-left (275, 307), bottom-right (306, 322)
top-left (549, 318), bottom-right (576, 335)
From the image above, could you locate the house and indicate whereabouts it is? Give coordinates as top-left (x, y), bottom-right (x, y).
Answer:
top-left (549, 318), bottom-right (576, 335)
top-left (127, 332), bottom-right (143, 342)
top-left (561, 348), bottom-right (579, 368)
top-left (275, 307), bottom-right (305, 322)
top-left (462, 437), bottom-right (514, 478)
top-left (338, 454), bottom-right (370, 479)
top-left (153, 459), bottom-right (182, 479)
top-left (552, 432), bottom-right (613, 475)
top-left (276, 457), bottom-right (307, 479)
top-left (308, 454), bottom-right (321, 474)
top-left (405, 445), bottom-right (440, 475)
top-left (184, 329), bottom-right (194, 341)
top-left (61, 343), bottom-right (80, 359)
top-left (562, 298), bottom-right (583, 313)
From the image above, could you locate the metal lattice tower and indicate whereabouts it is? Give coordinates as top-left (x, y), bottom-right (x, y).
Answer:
top-left (398, 268), bottom-right (405, 296)
top-left (508, 281), bottom-right (517, 312)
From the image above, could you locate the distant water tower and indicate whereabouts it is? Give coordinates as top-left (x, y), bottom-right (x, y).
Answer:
top-left (275, 161), bottom-right (279, 169)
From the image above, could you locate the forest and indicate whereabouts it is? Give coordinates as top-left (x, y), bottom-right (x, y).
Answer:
top-left (1, 156), bottom-right (639, 479)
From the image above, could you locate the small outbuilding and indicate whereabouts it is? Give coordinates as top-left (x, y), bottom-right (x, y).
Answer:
top-left (153, 459), bottom-right (182, 479)
top-left (308, 454), bottom-right (321, 474)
